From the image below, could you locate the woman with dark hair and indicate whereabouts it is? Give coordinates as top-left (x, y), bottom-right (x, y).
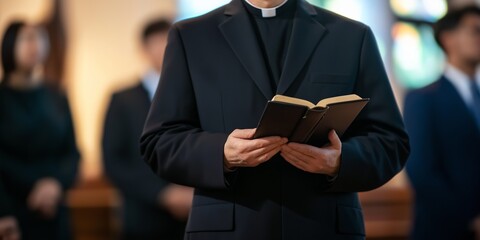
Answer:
top-left (0, 21), bottom-right (79, 240)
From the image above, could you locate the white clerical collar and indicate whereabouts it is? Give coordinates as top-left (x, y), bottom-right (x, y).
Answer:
top-left (244, 0), bottom-right (289, 18)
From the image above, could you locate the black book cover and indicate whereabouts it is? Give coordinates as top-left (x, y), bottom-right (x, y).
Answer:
top-left (253, 95), bottom-right (369, 145)
top-left (307, 99), bottom-right (368, 146)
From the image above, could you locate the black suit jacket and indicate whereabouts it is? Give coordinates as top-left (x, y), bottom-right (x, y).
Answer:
top-left (141, 0), bottom-right (410, 239)
top-left (103, 83), bottom-right (185, 239)
top-left (404, 77), bottom-right (480, 240)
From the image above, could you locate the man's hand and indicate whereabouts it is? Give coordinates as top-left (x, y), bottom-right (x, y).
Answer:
top-left (280, 130), bottom-right (342, 176)
top-left (0, 216), bottom-right (20, 240)
top-left (27, 178), bottom-right (62, 219)
top-left (224, 128), bottom-right (288, 169)
top-left (159, 184), bottom-right (194, 220)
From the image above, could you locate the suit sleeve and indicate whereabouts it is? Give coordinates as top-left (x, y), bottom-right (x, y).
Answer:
top-left (102, 95), bottom-right (167, 205)
top-left (325, 27), bottom-right (410, 192)
top-left (140, 26), bottom-right (229, 190)
top-left (404, 91), bottom-right (469, 219)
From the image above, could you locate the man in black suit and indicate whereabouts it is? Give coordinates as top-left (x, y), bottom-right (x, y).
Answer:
top-left (102, 19), bottom-right (193, 240)
top-left (404, 6), bottom-right (480, 240)
top-left (141, 0), bottom-right (410, 239)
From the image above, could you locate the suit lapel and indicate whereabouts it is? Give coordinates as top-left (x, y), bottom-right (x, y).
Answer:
top-left (219, 0), bottom-right (274, 100)
top-left (277, 1), bottom-right (327, 94)
top-left (135, 82), bottom-right (152, 113)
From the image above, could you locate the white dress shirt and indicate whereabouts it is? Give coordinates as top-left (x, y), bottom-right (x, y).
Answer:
top-left (141, 69), bottom-right (160, 101)
top-left (444, 63), bottom-right (480, 108)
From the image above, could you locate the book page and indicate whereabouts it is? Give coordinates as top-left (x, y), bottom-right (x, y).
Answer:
top-left (316, 94), bottom-right (362, 108)
top-left (272, 95), bottom-right (315, 108)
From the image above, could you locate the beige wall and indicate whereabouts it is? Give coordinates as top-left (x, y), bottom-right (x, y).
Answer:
top-left (63, 0), bottom-right (176, 180)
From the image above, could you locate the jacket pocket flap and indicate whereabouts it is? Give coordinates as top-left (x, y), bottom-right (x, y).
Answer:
top-left (186, 203), bottom-right (234, 232)
top-left (337, 205), bottom-right (365, 236)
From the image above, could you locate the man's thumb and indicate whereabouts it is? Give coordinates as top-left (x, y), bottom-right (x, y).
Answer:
top-left (231, 128), bottom-right (256, 139)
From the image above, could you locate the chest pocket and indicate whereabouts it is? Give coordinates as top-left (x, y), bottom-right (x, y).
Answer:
top-left (306, 73), bottom-right (355, 101)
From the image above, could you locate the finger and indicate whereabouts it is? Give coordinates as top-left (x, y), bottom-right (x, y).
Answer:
top-left (282, 144), bottom-right (317, 163)
top-left (328, 129), bottom-right (342, 149)
top-left (244, 136), bottom-right (287, 152)
top-left (230, 128), bottom-right (256, 139)
top-left (280, 150), bottom-right (299, 164)
top-left (249, 139), bottom-right (286, 159)
top-left (241, 144), bottom-right (282, 167)
top-left (283, 143), bottom-right (319, 160)
top-left (281, 152), bottom-right (310, 171)
top-left (284, 142), bottom-right (319, 159)
top-left (255, 144), bottom-right (283, 165)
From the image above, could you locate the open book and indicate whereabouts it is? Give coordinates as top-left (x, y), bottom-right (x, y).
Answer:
top-left (253, 94), bottom-right (369, 145)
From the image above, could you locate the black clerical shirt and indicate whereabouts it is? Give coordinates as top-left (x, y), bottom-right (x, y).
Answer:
top-left (243, 0), bottom-right (297, 87)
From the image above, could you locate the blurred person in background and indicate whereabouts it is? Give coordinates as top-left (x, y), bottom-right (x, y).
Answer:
top-left (0, 21), bottom-right (80, 240)
top-left (102, 19), bottom-right (192, 240)
top-left (404, 6), bottom-right (480, 240)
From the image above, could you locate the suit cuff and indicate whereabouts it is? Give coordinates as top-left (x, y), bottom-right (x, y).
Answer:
top-left (323, 141), bottom-right (359, 192)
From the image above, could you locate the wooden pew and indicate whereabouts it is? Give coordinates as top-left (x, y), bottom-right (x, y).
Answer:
top-left (67, 178), bottom-right (119, 240)
top-left (360, 185), bottom-right (413, 240)
top-left (67, 178), bottom-right (413, 240)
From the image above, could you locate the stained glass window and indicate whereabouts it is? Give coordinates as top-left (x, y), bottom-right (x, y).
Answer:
top-left (390, 0), bottom-right (447, 22)
top-left (177, 0), bottom-right (230, 21)
top-left (390, 0), bottom-right (447, 89)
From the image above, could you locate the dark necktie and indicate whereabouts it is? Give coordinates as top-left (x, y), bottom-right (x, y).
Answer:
top-left (470, 80), bottom-right (480, 129)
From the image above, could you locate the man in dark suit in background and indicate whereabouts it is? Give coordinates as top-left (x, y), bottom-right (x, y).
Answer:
top-left (404, 6), bottom-right (480, 240)
top-left (141, 0), bottom-right (410, 239)
top-left (102, 19), bottom-right (193, 240)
